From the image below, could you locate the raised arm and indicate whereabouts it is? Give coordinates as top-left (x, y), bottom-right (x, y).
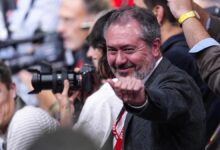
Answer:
top-left (167, 0), bottom-right (210, 48)
top-left (167, 0), bottom-right (220, 95)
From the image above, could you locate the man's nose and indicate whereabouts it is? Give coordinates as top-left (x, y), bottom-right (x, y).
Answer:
top-left (115, 51), bottom-right (127, 65)
top-left (87, 47), bottom-right (94, 58)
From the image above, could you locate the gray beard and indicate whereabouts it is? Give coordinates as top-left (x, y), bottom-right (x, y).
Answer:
top-left (134, 71), bottom-right (149, 80)
top-left (134, 59), bottom-right (157, 80)
top-left (113, 59), bottom-right (157, 80)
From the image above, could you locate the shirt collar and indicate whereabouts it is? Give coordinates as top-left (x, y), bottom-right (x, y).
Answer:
top-left (143, 57), bottom-right (163, 83)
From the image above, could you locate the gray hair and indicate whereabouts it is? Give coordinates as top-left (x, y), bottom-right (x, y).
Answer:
top-left (104, 6), bottom-right (161, 47)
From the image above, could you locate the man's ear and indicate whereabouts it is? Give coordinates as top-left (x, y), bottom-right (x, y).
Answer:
top-left (151, 38), bottom-right (161, 58)
top-left (152, 5), bottom-right (165, 25)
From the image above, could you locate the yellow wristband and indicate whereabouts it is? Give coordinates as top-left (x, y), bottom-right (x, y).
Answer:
top-left (178, 11), bottom-right (196, 24)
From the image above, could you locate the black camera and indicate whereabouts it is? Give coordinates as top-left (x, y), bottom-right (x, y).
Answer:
top-left (29, 65), bottom-right (95, 94)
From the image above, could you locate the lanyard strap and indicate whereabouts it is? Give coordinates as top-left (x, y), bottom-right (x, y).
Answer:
top-left (112, 107), bottom-right (125, 150)
top-left (113, 125), bottom-right (124, 150)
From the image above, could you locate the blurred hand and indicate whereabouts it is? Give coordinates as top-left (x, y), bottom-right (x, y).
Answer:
top-left (167, 0), bottom-right (193, 19)
top-left (55, 80), bottom-right (79, 127)
top-left (107, 76), bottom-right (146, 107)
top-left (18, 70), bottom-right (33, 90)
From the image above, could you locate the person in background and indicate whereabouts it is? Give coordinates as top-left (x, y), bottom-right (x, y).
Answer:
top-left (56, 10), bottom-right (123, 149)
top-left (167, 0), bottom-right (220, 95)
top-left (0, 61), bottom-right (57, 150)
top-left (36, 0), bottom-right (111, 118)
top-left (167, 0), bottom-right (220, 149)
top-left (86, 12), bottom-right (115, 81)
top-left (57, 0), bottom-right (110, 69)
top-left (0, 0), bottom-right (61, 107)
top-left (0, 0), bottom-right (64, 125)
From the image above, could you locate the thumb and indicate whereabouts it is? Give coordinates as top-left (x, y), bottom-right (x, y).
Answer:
top-left (106, 79), bottom-right (115, 88)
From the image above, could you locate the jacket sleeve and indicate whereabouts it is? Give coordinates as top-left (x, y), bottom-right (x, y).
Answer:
top-left (192, 16), bottom-right (220, 96)
top-left (125, 71), bottom-right (205, 123)
top-left (196, 46), bottom-right (220, 96)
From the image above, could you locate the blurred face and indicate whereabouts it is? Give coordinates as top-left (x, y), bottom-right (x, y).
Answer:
top-left (57, 0), bottom-right (90, 51)
top-left (105, 20), bottom-right (161, 80)
top-left (87, 46), bottom-right (103, 70)
top-left (0, 82), bottom-right (16, 131)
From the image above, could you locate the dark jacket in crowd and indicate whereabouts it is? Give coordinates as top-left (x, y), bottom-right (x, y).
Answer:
top-left (162, 33), bottom-right (220, 141)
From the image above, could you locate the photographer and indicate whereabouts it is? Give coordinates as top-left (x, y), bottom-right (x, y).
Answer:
top-left (32, 0), bottom-right (111, 117)
top-left (51, 10), bottom-right (123, 148)
top-left (0, 61), bottom-right (57, 150)
top-left (0, 0), bottom-right (62, 108)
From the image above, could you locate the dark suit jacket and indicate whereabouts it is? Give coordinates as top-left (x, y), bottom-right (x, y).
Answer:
top-left (122, 58), bottom-right (206, 150)
top-left (162, 33), bottom-right (220, 141)
top-left (195, 16), bottom-right (220, 96)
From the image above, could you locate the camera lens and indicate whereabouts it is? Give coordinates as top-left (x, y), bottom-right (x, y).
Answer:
top-left (29, 69), bottom-right (81, 94)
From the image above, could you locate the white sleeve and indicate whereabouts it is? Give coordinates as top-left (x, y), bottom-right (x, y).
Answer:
top-left (73, 83), bottom-right (123, 149)
top-left (6, 106), bottom-right (57, 150)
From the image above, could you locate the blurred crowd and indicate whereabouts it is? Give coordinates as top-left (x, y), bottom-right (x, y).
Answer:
top-left (0, 0), bottom-right (220, 150)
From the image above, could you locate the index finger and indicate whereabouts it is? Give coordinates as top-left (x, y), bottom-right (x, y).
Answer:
top-left (62, 79), bottom-right (70, 96)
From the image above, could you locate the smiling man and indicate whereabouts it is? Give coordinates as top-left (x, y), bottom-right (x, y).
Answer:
top-left (103, 7), bottom-right (206, 150)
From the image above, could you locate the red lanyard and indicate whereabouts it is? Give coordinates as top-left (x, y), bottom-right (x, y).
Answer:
top-left (112, 107), bottom-right (125, 150)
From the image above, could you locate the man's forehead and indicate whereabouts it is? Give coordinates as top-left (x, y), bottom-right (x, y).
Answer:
top-left (105, 21), bottom-right (142, 42)
top-left (111, 21), bottom-right (140, 32)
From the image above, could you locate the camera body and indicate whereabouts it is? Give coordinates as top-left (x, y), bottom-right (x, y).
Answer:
top-left (29, 65), bottom-right (95, 94)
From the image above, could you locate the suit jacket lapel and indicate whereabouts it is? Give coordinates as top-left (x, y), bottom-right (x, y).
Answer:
top-left (123, 112), bottom-right (133, 149)
top-left (145, 58), bottom-right (170, 87)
